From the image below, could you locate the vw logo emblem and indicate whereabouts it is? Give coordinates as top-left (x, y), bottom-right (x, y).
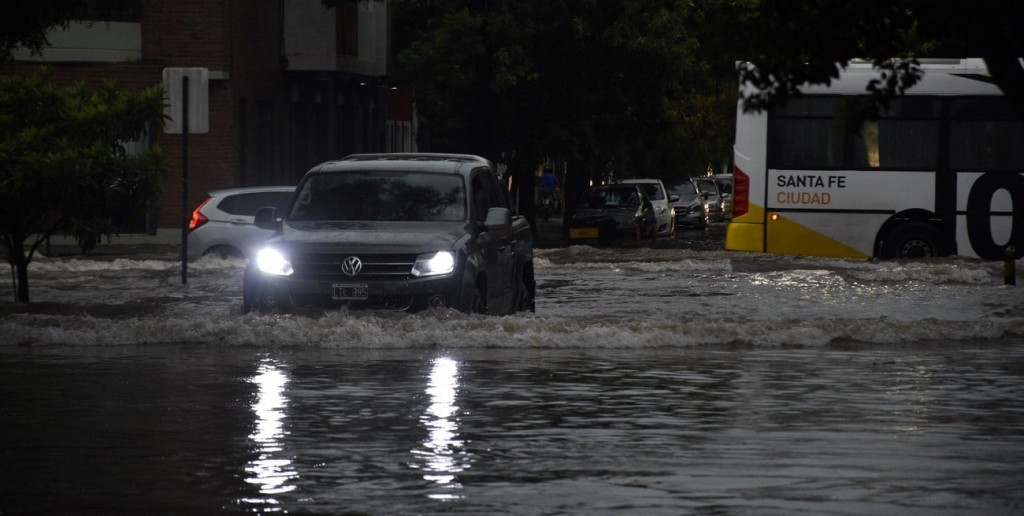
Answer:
top-left (341, 256), bottom-right (363, 277)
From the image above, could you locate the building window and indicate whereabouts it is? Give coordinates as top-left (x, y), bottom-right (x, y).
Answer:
top-left (336, 2), bottom-right (358, 57)
top-left (79, 0), bottom-right (142, 22)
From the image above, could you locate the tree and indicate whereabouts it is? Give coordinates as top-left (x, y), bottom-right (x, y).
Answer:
top-left (0, 68), bottom-right (165, 302)
top-left (390, 0), bottom-right (736, 233)
top-left (0, 0), bottom-right (140, 62)
top-left (731, 1), bottom-right (1024, 117)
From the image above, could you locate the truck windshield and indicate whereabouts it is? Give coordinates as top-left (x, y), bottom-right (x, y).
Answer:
top-left (289, 171), bottom-right (466, 222)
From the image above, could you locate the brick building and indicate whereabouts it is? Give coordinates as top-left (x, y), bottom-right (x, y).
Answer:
top-left (6, 0), bottom-right (415, 243)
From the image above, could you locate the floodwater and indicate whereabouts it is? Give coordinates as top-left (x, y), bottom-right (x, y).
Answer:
top-left (2, 228), bottom-right (1024, 514)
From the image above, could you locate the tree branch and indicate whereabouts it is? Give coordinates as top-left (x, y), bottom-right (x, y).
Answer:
top-left (982, 57), bottom-right (1024, 120)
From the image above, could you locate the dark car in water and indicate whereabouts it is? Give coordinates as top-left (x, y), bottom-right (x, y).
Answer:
top-left (243, 153), bottom-right (535, 315)
top-left (712, 173), bottom-right (734, 220)
top-left (693, 177), bottom-right (726, 223)
top-left (566, 184), bottom-right (656, 244)
top-left (665, 179), bottom-right (709, 230)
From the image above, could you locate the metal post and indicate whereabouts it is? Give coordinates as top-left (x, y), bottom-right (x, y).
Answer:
top-left (1004, 245), bottom-right (1016, 286)
top-left (181, 75), bottom-right (189, 285)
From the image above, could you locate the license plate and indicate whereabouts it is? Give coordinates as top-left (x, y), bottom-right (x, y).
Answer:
top-left (332, 284), bottom-right (368, 300)
top-left (569, 227), bottom-right (599, 239)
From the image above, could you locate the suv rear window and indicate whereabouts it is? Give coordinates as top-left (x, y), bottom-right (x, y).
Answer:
top-left (217, 191), bottom-right (292, 216)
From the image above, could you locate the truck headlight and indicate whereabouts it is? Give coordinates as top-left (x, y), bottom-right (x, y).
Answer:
top-left (411, 251), bottom-right (455, 277)
top-left (256, 248), bottom-right (293, 276)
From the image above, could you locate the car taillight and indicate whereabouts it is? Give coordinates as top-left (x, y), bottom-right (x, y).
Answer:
top-left (189, 198), bottom-right (211, 232)
top-left (733, 166), bottom-right (749, 218)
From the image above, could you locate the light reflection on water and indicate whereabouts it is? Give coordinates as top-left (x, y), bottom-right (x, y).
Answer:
top-left (3, 346), bottom-right (1024, 514)
top-left (241, 359), bottom-right (298, 510)
top-left (409, 357), bottom-right (471, 500)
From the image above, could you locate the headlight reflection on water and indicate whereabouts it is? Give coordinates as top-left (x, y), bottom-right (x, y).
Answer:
top-left (241, 359), bottom-right (298, 510)
top-left (411, 357), bottom-right (471, 500)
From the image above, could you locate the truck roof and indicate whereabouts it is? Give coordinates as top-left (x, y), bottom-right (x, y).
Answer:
top-left (306, 153), bottom-right (492, 176)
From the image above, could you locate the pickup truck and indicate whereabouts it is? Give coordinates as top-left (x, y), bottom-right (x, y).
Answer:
top-left (242, 153), bottom-right (535, 315)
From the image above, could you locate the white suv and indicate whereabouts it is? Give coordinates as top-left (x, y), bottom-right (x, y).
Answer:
top-left (187, 186), bottom-right (295, 261)
top-left (620, 179), bottom-right (677, 237)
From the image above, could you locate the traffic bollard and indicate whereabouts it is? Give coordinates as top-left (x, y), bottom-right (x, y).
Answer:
top-left (1005, 246), bottom-right (1016, 286)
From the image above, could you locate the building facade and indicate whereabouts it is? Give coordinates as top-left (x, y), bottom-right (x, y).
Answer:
top-left (7, 0), bottom-right (415, 242)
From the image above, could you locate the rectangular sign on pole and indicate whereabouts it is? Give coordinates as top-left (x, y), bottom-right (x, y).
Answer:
top-left (163, 68), bottom-right (208, 283)
top-left (162, 67), bottom-right (209, 134)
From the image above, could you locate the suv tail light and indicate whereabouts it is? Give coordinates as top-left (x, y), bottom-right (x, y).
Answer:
top-left (733, 166), bottom-right (749, 218)
top-left (189, 198), bottom-right (211, 232)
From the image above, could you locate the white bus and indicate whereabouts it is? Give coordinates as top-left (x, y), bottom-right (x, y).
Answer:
top-left (726, 59), bottom-right (1024, 260)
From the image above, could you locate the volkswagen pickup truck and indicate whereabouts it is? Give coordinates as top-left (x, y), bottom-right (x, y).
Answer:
top-left (242, 154), bottom-right (535, 315)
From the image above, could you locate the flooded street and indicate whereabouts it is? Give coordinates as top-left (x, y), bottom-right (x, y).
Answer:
top-left (4, 345), bottom-right (1024, 515)
top-left (3, 226), bottom-right (1024, 514)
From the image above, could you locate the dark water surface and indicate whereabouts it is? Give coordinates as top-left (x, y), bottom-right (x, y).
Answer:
top-left (3, 343), bottom-right (1023, 515)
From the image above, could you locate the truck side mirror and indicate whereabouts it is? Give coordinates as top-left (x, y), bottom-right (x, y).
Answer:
top-left (482, 207), bottom-right (513, 236)
top-left (254, 206), bottom-right (282, 231)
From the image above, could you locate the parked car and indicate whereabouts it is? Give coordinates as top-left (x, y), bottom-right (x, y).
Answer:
top-left (187, 186), bottom-right (295, 261)
top-left (567, 184), bottom-right (657, 244)
top-left (693, 177), bottom-right (726, 223)
top-left (665, 179), bottom-right (709, 230)
top-left (713, 173), bottom-right (734, 220)
top-left (243, 153), bottom-right (535, 315)
top-left (620, 178), bottom-right (678, 237)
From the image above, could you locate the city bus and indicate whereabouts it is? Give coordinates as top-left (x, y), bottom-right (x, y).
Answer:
top-left (726, 59), bottom-right (1024, 260)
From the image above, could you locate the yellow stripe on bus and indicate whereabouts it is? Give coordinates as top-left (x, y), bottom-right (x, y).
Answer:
top-left (767, 213), bottom-right (870, 259)
top-left (725, 205), bottom-right (870, 258)
top-left (725, 203), bottom-right (766, 252)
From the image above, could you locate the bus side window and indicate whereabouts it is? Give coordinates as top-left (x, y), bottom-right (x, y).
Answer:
top-left (853, 118), bottom-right (939, 170)
top-left (769, 97), bottom-right (847, 170)
top-left (949, 98), bottom-right (1024, 171)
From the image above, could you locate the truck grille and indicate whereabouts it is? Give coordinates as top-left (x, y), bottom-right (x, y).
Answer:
top-left (290, 253), bottom-right (418, 280)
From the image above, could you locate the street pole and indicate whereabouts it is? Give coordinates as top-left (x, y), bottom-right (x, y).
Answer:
top-left (181, 75), bottom-right (189, 285)
top-left (1005, 245), bottom-right (1016, 286)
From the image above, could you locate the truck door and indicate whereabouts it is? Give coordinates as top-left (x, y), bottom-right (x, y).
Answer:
top-left (472, 172), bottom-right (514, 309)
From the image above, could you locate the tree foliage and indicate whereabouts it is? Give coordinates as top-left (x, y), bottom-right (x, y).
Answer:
top-left (0, 68), bottom-right (165, 302)
top-left (387, 0), bottom-right (1024, 233)
top-left (732, 0), bottom-right (1024, 117)
top-left (395, 0), bottom-right (735, 175)
top-left (0, 0), bottom-right (140, 62)
top-left (390, 0), bottom-right (739, 230)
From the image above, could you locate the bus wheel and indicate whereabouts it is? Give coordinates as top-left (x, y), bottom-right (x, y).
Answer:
top-left (880, 222), bottom-right (943, 259)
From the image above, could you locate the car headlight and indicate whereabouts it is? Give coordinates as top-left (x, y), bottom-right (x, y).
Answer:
top-left (256, 248), bottom-right (293, 276)
top-left (655, 205), bottom-right (666, 215)
top-left (411, 251), bottom-right (455, 277)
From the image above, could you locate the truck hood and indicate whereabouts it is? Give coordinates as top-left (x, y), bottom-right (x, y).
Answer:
top-left (270, 221), bottom-right (468, 254)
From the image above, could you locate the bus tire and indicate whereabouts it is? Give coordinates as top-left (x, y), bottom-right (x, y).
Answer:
top-left (879, 222), bottom-right (944, 259)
